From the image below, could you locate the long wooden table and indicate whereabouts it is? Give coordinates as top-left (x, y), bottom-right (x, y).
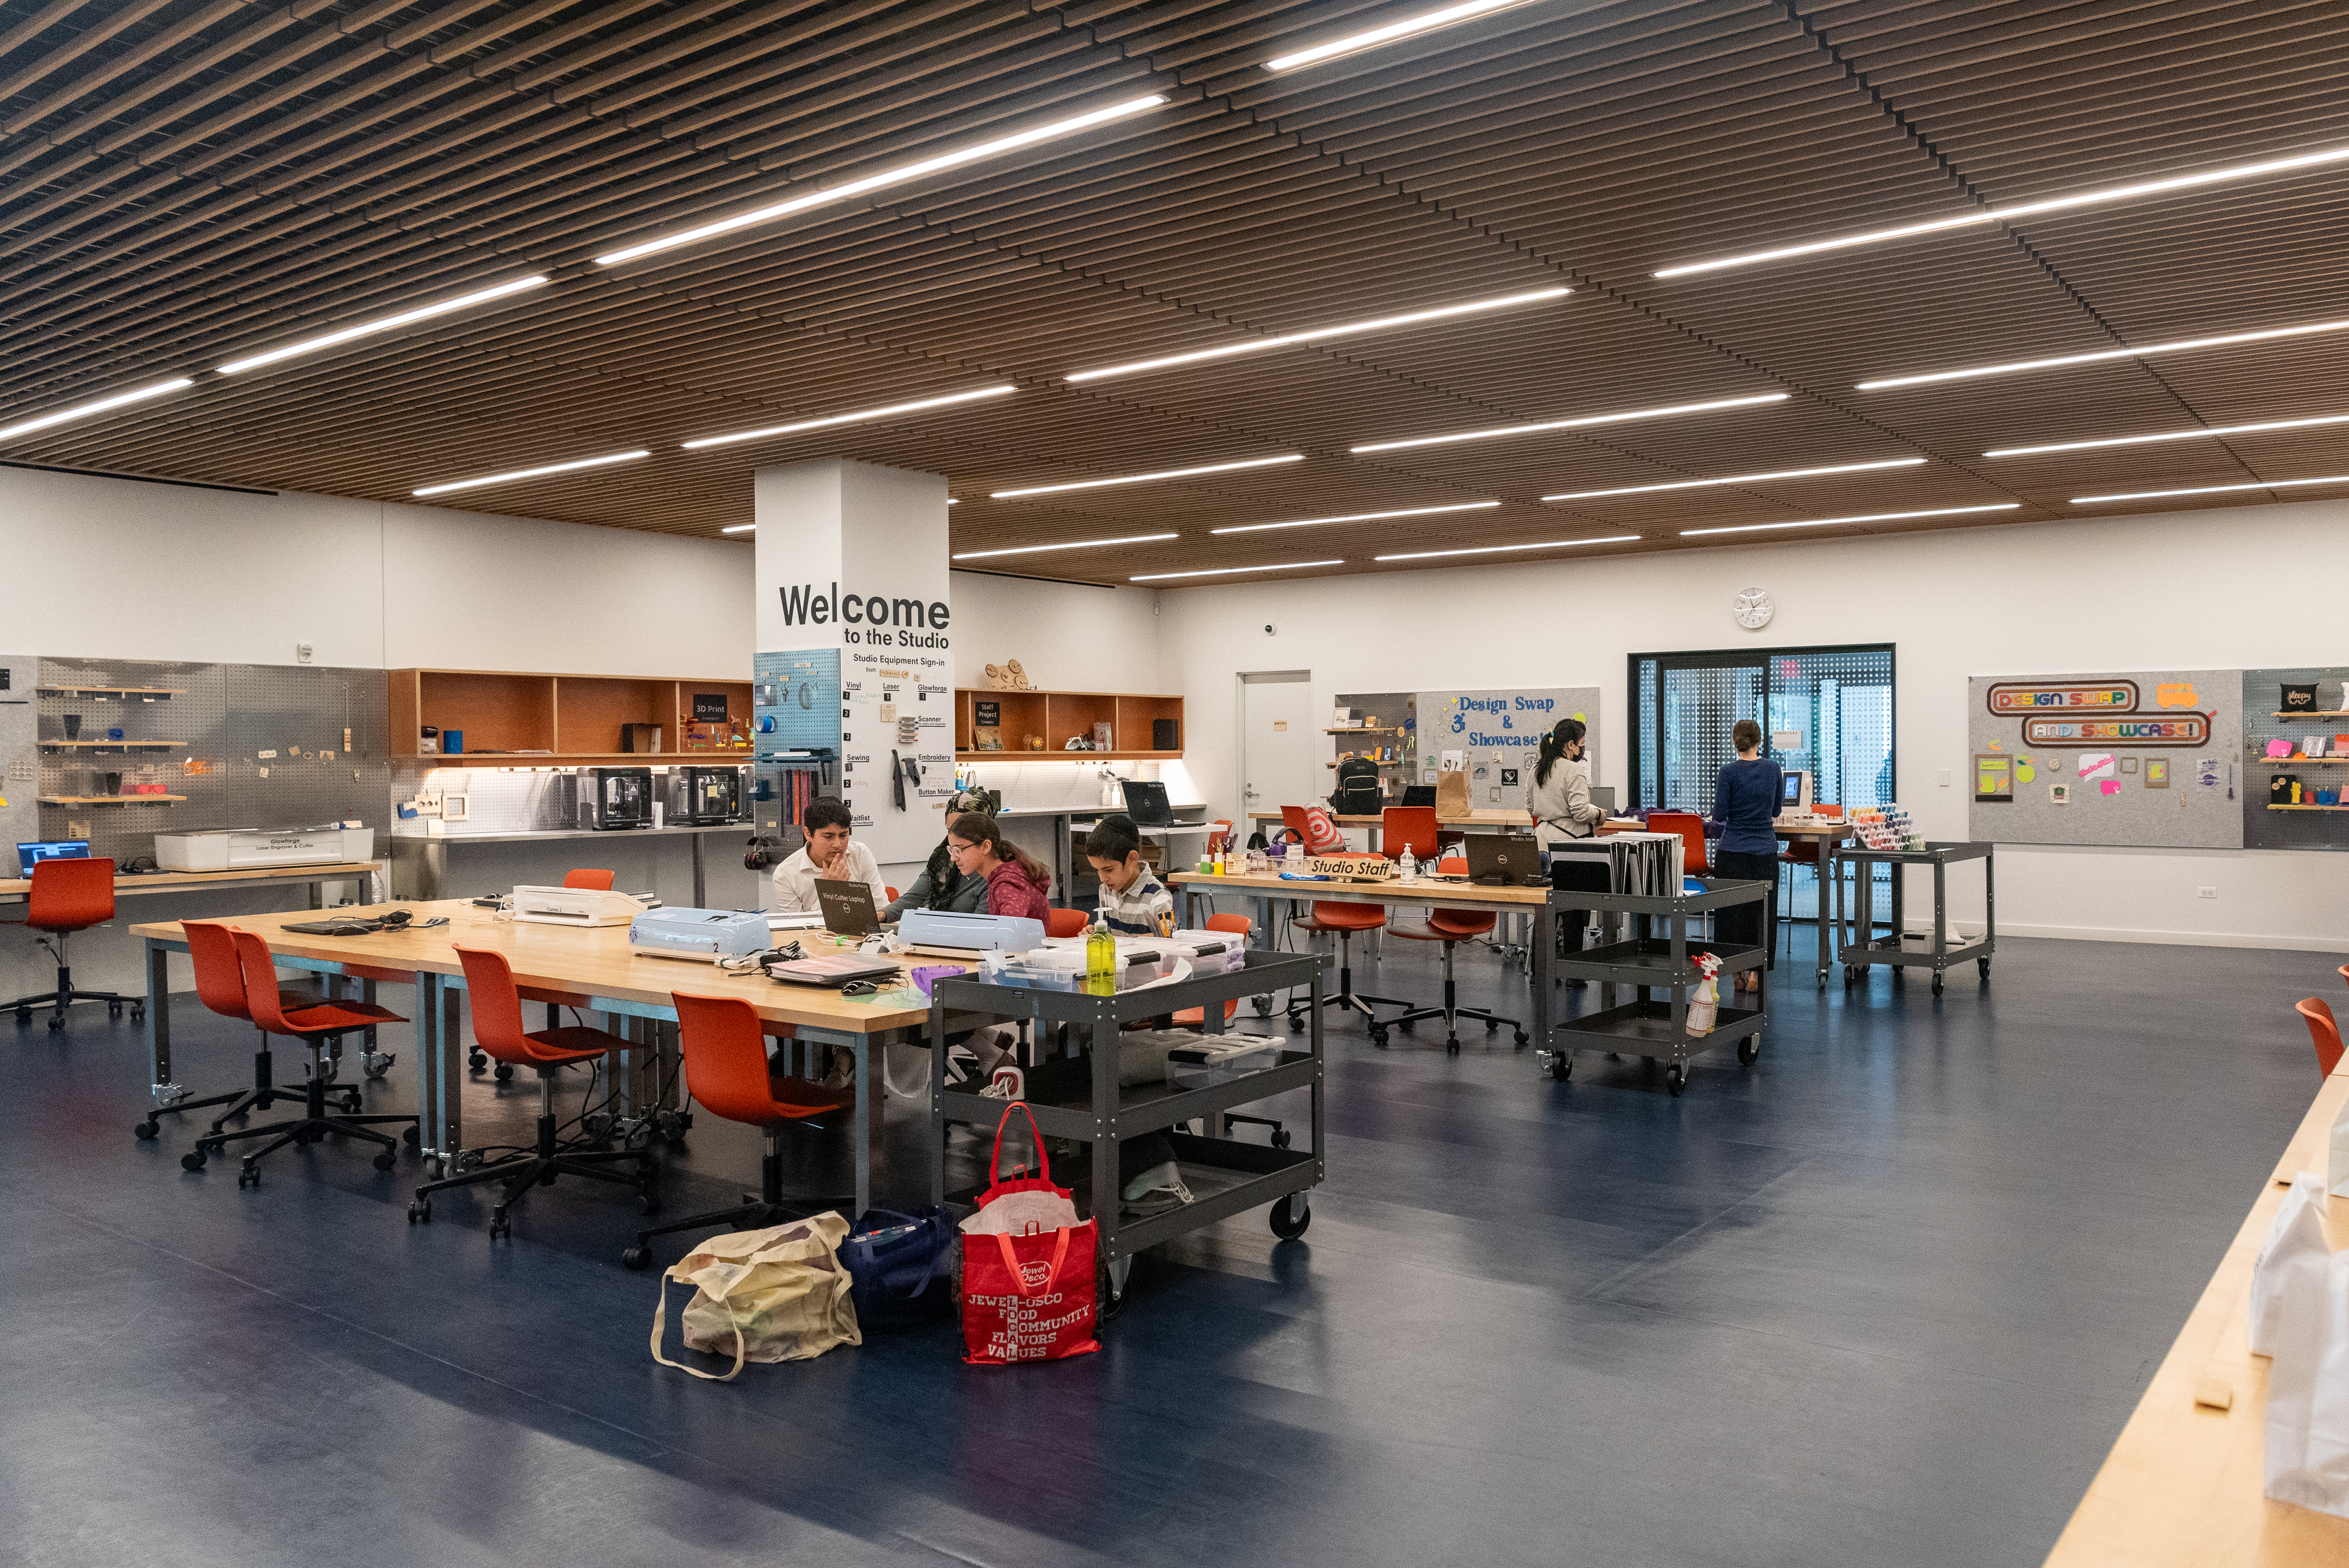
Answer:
top-left (1, 858), bottom-right (383, 906)
top-left (129, 899), bottom-right (977, 1215)
top-left (2044, 1058), bottom-right (2349, 1565)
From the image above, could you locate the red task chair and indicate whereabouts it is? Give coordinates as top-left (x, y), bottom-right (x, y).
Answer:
top-left (409, 946), bottom-right (655, 1238)
top-left (181, 931), bottom-right (417, 1187)
top-left (133, 921), bottom-right (331, 1143)
top-left (1380, 807), bottom-right (1440, 866)
top-left (621, 991), bottom-right (856, 1269)
top-left (1647, 811), bottom-right (1711, 876)
top-left (467, 867), bottom-right (613, 1076)
top-left (8, 857), bottom-right (138, 1031)
top-left (1046, 908), bottom-right (1089, 938)
top-left (1290, 900), bottom-right (1414, 1045)
top-left (563, 868), bottom-right (615, 890)
top-left (2298, 998), bottom-right (2346, 1078)
top-left (1173, 913), bottom-right (1253, 1026)
top-left (1386, 909), bottom-right (1528, 1053)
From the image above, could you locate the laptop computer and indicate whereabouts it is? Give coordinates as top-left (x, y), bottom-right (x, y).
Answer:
top-left (814, 877), bottom-right (885, 936)
top-left (1464, 831), bottom-right (1545, 886)
top-left (16, 840), bottom-right (90, 877)
top-left (1401, 784), bottom-right (1436, 807)
top-left (1119, 779), bottom-right (1173, 828)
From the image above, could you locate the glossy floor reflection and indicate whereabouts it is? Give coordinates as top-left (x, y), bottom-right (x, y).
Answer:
top-left (0, 927), bottom-right (2330, 1567)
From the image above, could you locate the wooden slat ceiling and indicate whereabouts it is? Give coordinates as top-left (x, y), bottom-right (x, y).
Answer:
top-left (5, 0), bottom-right (2349, 584)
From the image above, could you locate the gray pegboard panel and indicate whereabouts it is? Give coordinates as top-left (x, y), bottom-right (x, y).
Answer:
top-left (2244, 667), bottom-right (2349, 852)
top-left (0, 653), bottom-right (35, 857)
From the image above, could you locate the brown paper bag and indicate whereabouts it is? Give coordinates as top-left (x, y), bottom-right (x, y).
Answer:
top-left (1434, 769), bottom-right (1472, 820)
top-left (651, 1214), bottom-right (861, 1380)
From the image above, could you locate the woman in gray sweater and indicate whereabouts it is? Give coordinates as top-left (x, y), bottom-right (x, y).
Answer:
top-left (1526, 718), bottom-right (1605, 980)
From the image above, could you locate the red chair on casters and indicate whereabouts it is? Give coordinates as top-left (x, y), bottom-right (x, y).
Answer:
top-left (468, 867), bottom-right (617, 1077)
top-left (621, 991), bottom-right (856, 1269)
top-left (134, 921), bottom-right (329, 1142)
top-left (409, 946), bottom-right (656, 1237)
top-left (1386, 910), bottom-right (1528, 1053)
top-left (8, 857), bottom-right (139, 1031)
top-left (1290, 901), bottom-right (1413, 1045)
top-left (182, 930), bottom-right (418, 1187)
top-left (2298, 998), bottom-right (2346, 1077)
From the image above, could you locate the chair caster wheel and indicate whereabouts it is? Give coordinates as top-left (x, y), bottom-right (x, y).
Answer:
top-left (1666, 1065), bottom-right (1686, 1098)
top-left (1287, 1015), bottom-right (1303, 1033)
top-left (489, 1213), bottom-right (511, 1240)
top-left (1738, 1038), bottom-right (1760, 1066)
top-left (135, 1120), bottom-right (159, 1140)
top-left (1514, 1031), bottom-right (1530, 1046)
top-left (1445, 1039), bottom-right (1460, 1056)
top-left (181, 1150), bottom-right (207, 1171)
top-left (47, 1015), bottom-right (64, 1031)
top-left (1269, 1195), bottom-right (1311, 1240)
top-left (467, 1050), bottom-right (487, 1072)
top-left (1549, 1053), bottom-right (1572, 1081)
top-left (408, 1199), bottom-right (432, 1224)
top-left (341, 1095), bottom-right (363, 1115)
top-left (1271, 1128), bottom-right (1292, 1149)
top-left (131, 1005), bottom-right (145, 1024)
top-left (492, 1064), bottom-right (514, 1083)
top-left (637, 1190), bottom-right (659, 1216)
top-left (1484, 1018), bottom-right (1500, 1033)
top-left (109, 1001), bottom-right (123, 1019)
top-left (1399, 1018), bottom-right (1415, 1033)
top-left (372, 1151), bottom-right (398, 1172)
top-left (621, 1245), bottom-right (651, 1271)
top-left (238, 1163), bottom-right (260, 1188)
top-left (363, 1053), bottom-right (395, 1079)
top-left (403, 1124), bottom-right (420, 1147)
top-left (1370, 1028), bottom-right (1389, 1048)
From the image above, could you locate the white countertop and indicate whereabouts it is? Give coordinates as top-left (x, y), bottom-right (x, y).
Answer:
top-left (390, 823), bottom-right (747, 846)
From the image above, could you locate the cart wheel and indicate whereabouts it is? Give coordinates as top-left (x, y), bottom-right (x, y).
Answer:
top-left (1665, 1064), bottom-right (1685, 1098)
top-left (1271, 1128), bottom-right (1292, 1149)
top-left (1844, 966), bottom-right (1859, 986)
top-left (1548, 1052), bottom-right (1572, 1082)
top-left (1738, 1037), bottom-right (1759, 1066)
top-left (1269, 1194), bottom-right (1311, 1240)
top-left (1932, 974), bottom-right (1944, 997)
top-left (1977, 956), bottom-right (1991, 978)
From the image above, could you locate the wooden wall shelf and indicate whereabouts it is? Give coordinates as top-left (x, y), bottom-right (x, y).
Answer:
top-left (36, 686), bottom-right (185, 697)
top-left (42, 739), bottom-right (187, 749)
top-left (952, 687), bottom-right (1183, 761)
top-left (387, 669), bottom-right (753, 761)
top-left (39, 794), bottom-right (186, 805)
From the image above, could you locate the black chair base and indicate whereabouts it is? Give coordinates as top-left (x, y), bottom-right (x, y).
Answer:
top-left (1386, 940), bottom-right (1527, 1054)
top-left (409, 1065), bottom-right (654, 1238)
top-left (134, 1045), bottom-right (327, 1142)
top-left (621, 1129), bottom-right (842, 1269)
top-left (182, 1045), bottom-right (417, 1188)
top-left (10, 980), bottom-right (140, 1032)
top-left (1286, 931), bottom-right (1412, 1046)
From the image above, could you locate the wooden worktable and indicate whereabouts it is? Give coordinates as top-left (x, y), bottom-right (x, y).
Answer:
top-left (2044, 1059), bottom-right (2349, 1565)
top-left (1, 859), bottom-right (382, 902)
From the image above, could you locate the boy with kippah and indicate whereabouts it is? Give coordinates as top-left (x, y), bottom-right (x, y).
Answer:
top-left (1083, 815), bottom-right (1172, 936)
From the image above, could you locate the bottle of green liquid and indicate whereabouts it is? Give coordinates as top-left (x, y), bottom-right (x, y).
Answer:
top-left (1085, 914), bottom-right (1117, 995)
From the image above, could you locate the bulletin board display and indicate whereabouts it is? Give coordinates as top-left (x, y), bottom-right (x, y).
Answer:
top-left (1415, 687), bottom-right (1600, 813)
top-left (1966, 669), bottom-right (2240, 849)
top-left (2243, 666), bottom-right (2349, 852)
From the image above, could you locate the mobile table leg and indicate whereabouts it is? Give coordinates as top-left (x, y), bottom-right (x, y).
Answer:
top-left (1529, 901), bottom-right (1554, 1048)
top-left (145, 939), bottom-right (176, 1104)
top-left (692, 833), bottom-right (707, 908)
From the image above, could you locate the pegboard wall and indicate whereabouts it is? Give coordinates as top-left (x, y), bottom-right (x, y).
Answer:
top-left (1966, 669), bottom-right (2240, 850)
top-left (2243, 667), bottom-right (2349, 852)
top-left (34, 658), bottom-right (390, 864)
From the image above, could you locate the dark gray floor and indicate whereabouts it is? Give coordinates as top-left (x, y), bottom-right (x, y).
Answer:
top-left (0, 926), bottom-right (2333, 1568)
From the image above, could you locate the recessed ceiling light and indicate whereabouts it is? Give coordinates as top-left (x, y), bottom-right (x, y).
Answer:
top-left (1375, 535), bottom-right (1640, 561)
top-left (1656, 142), bottom-right (2349, 279)
top-left (1543, 457), bottom-right (1923, 501)
top-left (2072, 474), bottom-right (2349, 503)
top-left (216, 277), bottom-right (548, 374)
top-left (721, 524), bottom-right (756, 533)
top-left (1130, 559), bottom-right (1342, 581)
top-left (992, 454), bottom-right (1304, 498)
top-left (1679, 504), bottom-right (2019, 537)
top-left (1858, 318), bottom-right (2349, 391)
top-left (1264, 0), bottom-right (1540, 72)
top-left (681, 386), bottom-right (1014, 449)
top-left (1065, 288), bottom-right (1567, 383)
top-left (0, 376), bottom-right (193, 442)
top-left (1351, 393), bottom-right (1786, 454)
top-left (596, 96), bottom-right (1167, 267)
top-left (1985, 413), bottom-right (2349, 459)
top-left (1211, 501), bottom-right (1499, 535)
top-left (412, 449), bottom-right (650, 497)
top-left (954, 532), bottom-right (1179, 560)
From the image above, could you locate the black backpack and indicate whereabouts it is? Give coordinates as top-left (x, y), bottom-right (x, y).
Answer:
top-left (1330, 755), bottom-right (1383, 814)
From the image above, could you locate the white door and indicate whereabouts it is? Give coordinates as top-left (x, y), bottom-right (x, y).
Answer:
top-left (1240, 671), bottom-right (1320, 829)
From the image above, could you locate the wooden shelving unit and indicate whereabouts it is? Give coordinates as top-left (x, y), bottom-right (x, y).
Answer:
top-left (953, 687), bottom-right (1183, 761)
top-left (386, 669), bottom-right (755, 765)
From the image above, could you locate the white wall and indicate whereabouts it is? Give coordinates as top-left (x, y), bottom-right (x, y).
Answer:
top-left (948, 569), bottom-right (1163, 693)
top-left (1155, 502), bottom-right (2349, 952)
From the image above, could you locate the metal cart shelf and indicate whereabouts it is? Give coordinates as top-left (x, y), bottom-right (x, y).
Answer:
top-left (1544, 878), bottom-right (1771, 1096)
top-left (1828, 840), bottom-right (1995, 996)
top-left (929, 949), bottom-right (1326, 1311)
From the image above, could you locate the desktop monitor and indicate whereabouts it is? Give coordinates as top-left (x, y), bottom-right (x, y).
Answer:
top-left (16, 840), bottom-right (91, 876)
top-left (1780, 770), bottom-right (1812, 811)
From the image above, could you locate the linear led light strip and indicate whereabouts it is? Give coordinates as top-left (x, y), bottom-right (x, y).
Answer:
top-left (1543, 457), bottom-right (1922, 501)
top-left (0, 376), bottom-right (192, 442)
top-left (597, 96), bottom-right (1166, 267)
top-left (216, 277), bottom-right (548, 374)
top-left (2073, 474), bottom-right (2349, 503)
top-left (1680, 504), bottom-right (2018, 537)
top-left (413, 449), bottom-right (649, 497)
top-left (1859, 318), bottom-right (2349, 391)
top-left (1131, 559), bottom-right (1340, 581)
top-left (1376, 534), bottom-right (1639, 561)
top-left (1351, 392), bottom-right (1785, 454)
top-left (1656, 142), bottom-right (2349, 279)
top-left (683, 386), bottom-right (1013, 449)
top-left (1264, 0), bottom-right (1540, 71)
top-left (1066, 287), bottom-right (1566, 383)
top-left (1985, 412), bottom-right (2349, 458)
top-left (992, 453), bottom-right (1302, 498)
top-left (1212, 500), bottom-right (1497, 534)
top-left (955, 532), bottom-right (1178, 560)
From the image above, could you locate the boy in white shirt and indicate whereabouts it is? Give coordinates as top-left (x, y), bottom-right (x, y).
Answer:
top-left (1084, 817), bottom-right (1172, 936)
top-left (770, 797), bottom-right (889, 914)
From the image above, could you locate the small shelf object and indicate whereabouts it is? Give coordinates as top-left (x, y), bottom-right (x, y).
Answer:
top-left (952, 686), bottom-right (1183, 760)
top-left (2267, 803), bottom-right (2349, 811)
top-left (386, 668), bottom-right (753, 763)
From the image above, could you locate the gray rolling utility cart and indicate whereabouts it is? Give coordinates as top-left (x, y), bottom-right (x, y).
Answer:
top-left (929, 949), bottom-right (1326, 1314)
top-left (1829, 840), bottom-right (1995, 997)
top-left (1540, 877), bottom-right (1772, 1097)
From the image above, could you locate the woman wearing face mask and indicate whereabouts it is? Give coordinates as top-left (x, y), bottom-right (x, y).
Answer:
top-left (1526, 718), bottom-right (1606, 980)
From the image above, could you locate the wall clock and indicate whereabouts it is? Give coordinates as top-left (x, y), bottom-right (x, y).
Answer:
top-left (1732, 587), bottom-right (1774, 630)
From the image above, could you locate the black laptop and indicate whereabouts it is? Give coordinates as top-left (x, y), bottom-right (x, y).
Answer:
top-left (1119, 779), bottom-right (1173, 828)
top-left (1464, 832), bottom-right (1545, 886)
top-left (815, 878), bottom-right (884, 935)
top-left (1401, 784), bottom-right (1436, 808)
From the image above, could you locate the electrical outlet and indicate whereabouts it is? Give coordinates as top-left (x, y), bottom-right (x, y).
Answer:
top-left (2196, 886), bottom-right (2218, 899)
top-left (296, 643), bottom-right (313, 664)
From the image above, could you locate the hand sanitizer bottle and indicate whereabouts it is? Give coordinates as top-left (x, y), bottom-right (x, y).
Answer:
top-left (1398, 846), bottom-right (1418, 880)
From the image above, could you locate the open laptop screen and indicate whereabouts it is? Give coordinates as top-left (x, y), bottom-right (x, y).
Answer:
top-left (17, 840), bottom-right (91, 876)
